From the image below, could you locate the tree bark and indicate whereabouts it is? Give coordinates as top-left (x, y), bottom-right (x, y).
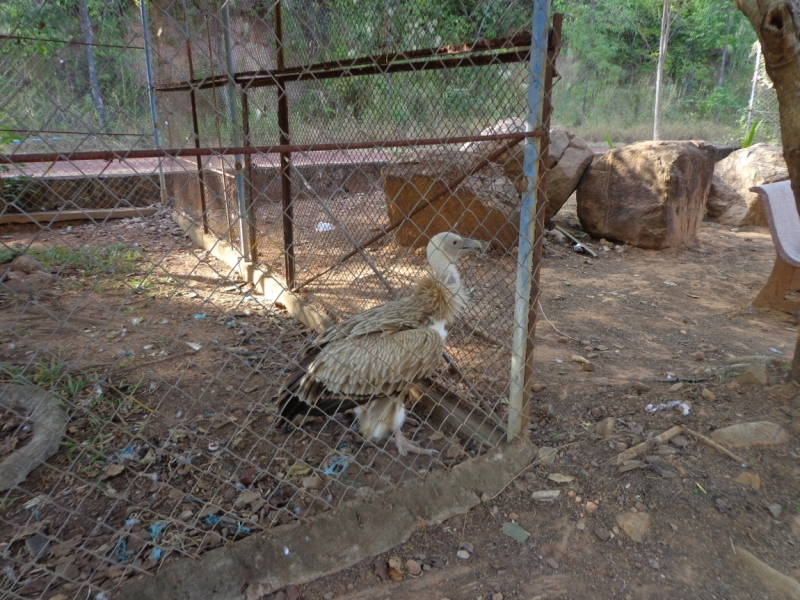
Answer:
top-left (654, 0), bottom-right (671, 140)
top-left (78, 0), bottom-right (106, 130)
top-left (732, 0), bottom-right (800, 378)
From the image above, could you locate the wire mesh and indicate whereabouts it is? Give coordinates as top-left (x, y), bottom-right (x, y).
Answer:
top-left (0, 0), bottom-right (555, 597)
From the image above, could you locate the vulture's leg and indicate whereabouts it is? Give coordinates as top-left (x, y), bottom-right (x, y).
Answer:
top-left (393, 429), bottom-right (438, 456)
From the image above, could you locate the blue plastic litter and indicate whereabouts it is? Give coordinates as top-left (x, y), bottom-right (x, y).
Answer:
top-left (335, 442), bottom-right (352, 451)
top-left (118, 444), bottom-right (138, 462)
top-left (322, 455), bottom-right (349, 477)
top-left (149, 522), bottom-right (166, 541)
top-left (233, 523), bottom-right (251, 536)
top-left (193, 313), bottom-right (207, 320)
top-left (112, 539), bottom-right (134, 564)
top-left (204, 514), bottom-right (220, 525)
top-left (150, 547), bottom-right (163, 560)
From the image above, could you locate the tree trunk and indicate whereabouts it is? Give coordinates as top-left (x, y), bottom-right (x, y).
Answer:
top-left (653, 0), bottom-right (671, 140)
top-left (714, 7), bottom-right (733, 122)
top-left (732, 0), bottom-right (800, 379)
top-left (78, 0), bottom-right (106, 130)
top-left (581, 0), bottom-right (597, 123)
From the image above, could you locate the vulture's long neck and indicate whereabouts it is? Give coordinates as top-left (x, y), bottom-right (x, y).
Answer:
top-left (418, 251), bottom-right (468, 327)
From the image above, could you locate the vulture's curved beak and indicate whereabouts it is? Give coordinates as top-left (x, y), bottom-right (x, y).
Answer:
top-left (458, 238), bottom-right (484, 256)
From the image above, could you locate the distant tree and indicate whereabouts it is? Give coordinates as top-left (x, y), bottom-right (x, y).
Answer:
top-left (77, 0), bottom-right (106, 130)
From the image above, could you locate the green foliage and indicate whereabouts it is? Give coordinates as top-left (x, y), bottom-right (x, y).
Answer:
top-left (741, 119), bottom-right (760, 148)
top-left (603, 132), bottom-right (615, 149)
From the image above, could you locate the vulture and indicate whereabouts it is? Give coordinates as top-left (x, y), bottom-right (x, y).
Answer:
top-left (277, 231), bottom-right (483, 455)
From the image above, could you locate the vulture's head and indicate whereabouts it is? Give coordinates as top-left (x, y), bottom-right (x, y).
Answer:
top-left (427, 232), bottom-right (483, 278)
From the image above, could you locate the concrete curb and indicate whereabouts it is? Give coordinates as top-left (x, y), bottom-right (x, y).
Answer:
top-left (114, 440), bottom-right (534, 600)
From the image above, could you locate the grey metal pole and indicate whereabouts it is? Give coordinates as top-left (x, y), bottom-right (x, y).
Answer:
top-left (222, 0), bottom-right (251, 263)
top-left (508, 0), bottom-right (551, 442)
top-left (746, 43), bottom-right (761, 132)
top-left (139, 0), bottom-right (168, 206)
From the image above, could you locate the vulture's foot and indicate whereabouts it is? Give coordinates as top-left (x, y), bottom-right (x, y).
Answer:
top-left (394, 430), bottom-right (438, 456)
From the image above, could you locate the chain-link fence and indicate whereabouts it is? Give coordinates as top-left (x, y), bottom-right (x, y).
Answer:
top-left (747, 41), bottom-right (779, 142)
top-left (0, 1), bottom-right (557, 597)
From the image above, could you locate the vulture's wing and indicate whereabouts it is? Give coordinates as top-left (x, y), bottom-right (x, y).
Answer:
top-left (316, 295), bottom-right (428, 344)
top-left (280, 327), bottom-right (444, 419)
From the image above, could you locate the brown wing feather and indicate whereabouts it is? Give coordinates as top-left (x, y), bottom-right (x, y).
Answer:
top-left (278, 328), bottom-right (444, 422)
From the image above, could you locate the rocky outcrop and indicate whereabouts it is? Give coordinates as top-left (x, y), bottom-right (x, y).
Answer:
top-left (707, 144), bottom-right (789, 226)
top-left (382, 156), bottom-right (520, 249)
top-left (468, 123), bottom-right (594, 221)
top-left (576, 141), bottom-right (715, 249)
top-left (385, 122), bottom-right (594, 248)
top-left (707, 175), bottom-right (747, 224)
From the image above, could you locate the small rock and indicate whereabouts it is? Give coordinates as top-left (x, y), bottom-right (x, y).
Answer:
top-left (585, 501), bottom-right (599, 513)
top-left (179, 510), bottom-right (193, 520)
top-left (576, 522), bottom-right (586, 531)
top-left (715, 498), bottom-right (733, 513)
top-left (656, 444), bottom-right (677, 455)
top-left (632, 381), bottom-right (651, 393)
top-left (595, 417), bottom-right (615, 437)
top-left (670, 435), bottom-right (690, 448)
top-left (595, 527), bottom-right (611, 541)
top-left (480, 492), bottom-right (491, 503)
top-left (738, 365), bottom-right (767, 385)
top-left (648, 559), bottom-right (660, 570)
top-left (457, 550), bottom-right (471, 559)
top-left (616, 512), bottom-right (651, 542)
top-left (711, 421), bottom-right (789, 447)
top-left (767, 503), bottom-right (782, 518)
top-left (405, 559), bottom-right (422, 576)
top-left (285, 585), bottom-right (300, 600)
top-left (668, 382), bottom-right (684, 392)
top-left (508, 512), bottom-right (520, 520)
top-left (537, 446), bottom-right (557, 465)
top-left (635, 502), bottom-right (648, 513)
top-left (239, 468), bottom-right (258, 485)
top-left (458, 541), bottom-right (474, 554)
top-left (531, 383), bottom-right (546, 392)
top-left (735, 472), bottom-right (762, 490)
top-left (701, 388), bottom-right (716, 401)
top-left (532, 490), bottom-right (561, 501)
top-left (692, 352), bottom-right (705, 361)
top-left (373, 558), bottom-right (389, 581)
top-left (546, 557), bottom-right (559, 569)
top-left (614, 442), bottom-right (628, 452)
top-left (492, 594), bottom-right (504, 600)
top-left (446, 443), bottom-right (464, 459)
top-left (582, 362), bottom-right (596, 372)
top-left (301, 475), bottom-right (321, 489)
top-left (502, 521), bottom-right (531, 543)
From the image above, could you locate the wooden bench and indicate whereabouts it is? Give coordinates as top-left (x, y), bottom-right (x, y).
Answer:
top-left (751, 180), bottom-right (800, 311)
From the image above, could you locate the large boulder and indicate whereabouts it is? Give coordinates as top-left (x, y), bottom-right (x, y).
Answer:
top-left (706, 175), bottom-right (748, 225)
top-left (576, 141), bottom-right (715, 249)
top-left (707, 144), bottom-right (788, 226)
top-left (382, 156), bottom-right (520, 249)
top-left (461, 122), bottom-right (594, 221)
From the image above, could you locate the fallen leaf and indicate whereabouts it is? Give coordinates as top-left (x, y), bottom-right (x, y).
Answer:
top-left (427, 431), bottom-right (445, 441)
top-left (286, 463), bottom-right (312, 477)
top-left (548, 473), bottom-right (575, 483)
top-left (100, 464), bottom-right (125, 481)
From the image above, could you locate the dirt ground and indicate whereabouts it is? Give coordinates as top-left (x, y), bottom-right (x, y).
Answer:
top-left (287, 200), bottom-right (800, 600)
top-left (1, 199), bottom-right (799, 599)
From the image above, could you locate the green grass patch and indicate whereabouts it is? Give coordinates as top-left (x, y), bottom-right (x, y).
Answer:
top-left (1, 243), bottom-right (144, 276)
